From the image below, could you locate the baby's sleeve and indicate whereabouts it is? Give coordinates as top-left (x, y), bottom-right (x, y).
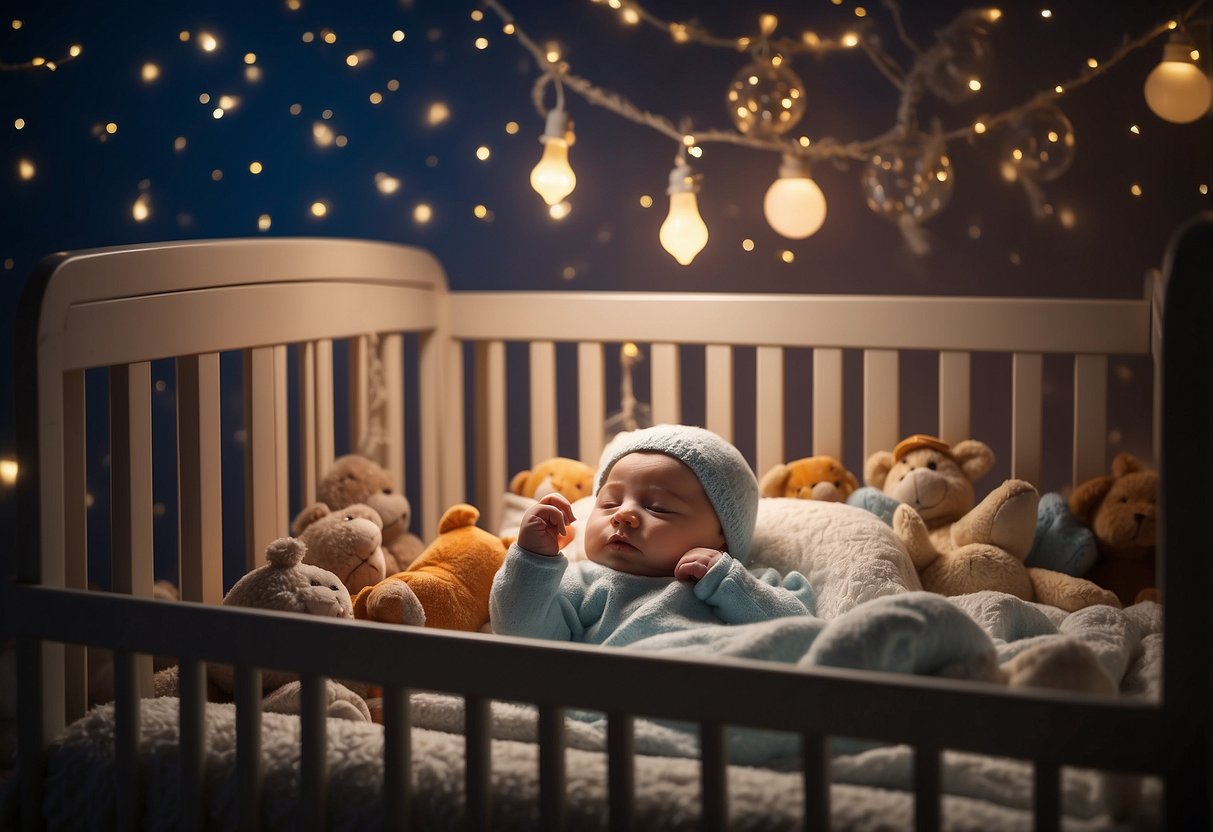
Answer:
top-left (694, 555), bottom-right (815, 623)
top-left (489, 544), bottom-right (580, 640)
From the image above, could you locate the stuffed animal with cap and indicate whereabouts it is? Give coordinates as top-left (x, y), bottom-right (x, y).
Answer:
top-left (1068, 452), bottom-right (1159, 606)
top-left (859, 434), bottom-right (1119, 611)
top-left (153, 537), bottom-right (372, 721)
top-left (759, 455), bottom-right (859, 502)
top-left (308, 454), bottom-right (425, 573)
top-left (354, 503), bottom-right (507, 632)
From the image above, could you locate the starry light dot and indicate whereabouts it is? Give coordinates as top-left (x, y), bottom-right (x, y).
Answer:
top-left (2, 259), bottom-right (12, 270)
top-left (132, 193), bottom-right (151, 222)
top-left (219, 95), bottom-right (238, 109)
top-left (302, 32), bottom-right (314, 43)
top-left (14, 118), bottom-right (25, 130)
top-left (199, 93), bottom-right (211, 104)
top-left (968, 78), bottom-right (982, 91)
top-left (968, 224), bottom-right (982, 239)
top-left (475, 37), bottom-right (488, 50)
top-left (1059, 208), bottom-right (1076, 228)
top-left (375, 172), bottom-right (401, 194)
top-left (69, 44), bottom-right (82, 57)
top-left (841, 33), bottom-right (859, 48)
top-left (413, 203), bottom-right (433, 224)
top-left (392, 30), bottom-right (405, 43)
top-left (798, 136), bottom-right (811, 147)
top-left (311, 200), bottom-right (329, 217)
top-left (346, 53), bottom-right (360, 67)
top-left (105, 122), bottom-right (118, 134)
top-left (561, 265), bottom-right (576, 280)
top-left (174, 136), bottom-right (187, 151)
top-left (323, 31), bottom-right (337, 44)
top-left (142, 62), bottom-right (160, 82)
top-left (11, 19), bottom-right (23, 29)
top-left (258, 214), bottom-right (272, 231)
top-left (425, 155), bottom-right (438, 167)
top-left (505, 121), bottom-right (519, 134)
top-left (286, 0), bottom-right (301, 9)
top-left (335, 135), bottom-right (348, 147)
top-left (249, 161), bottom-right (263, 174)
top-left (475, 145), bottom-right (490, 161)
top-left (1130, 183), bottom-right (1142, 197)
top-left (245, 66), bottom-right (262, 83)
top-left (473, 204), bottom-right (489, 219)
top-left (1086, 57), bottom-right (1098, 69)
top-left (426, 102), bottom-right (450, 126)
top-left (639, 194), bottom-right (653, 208)
top-left (854, 7), bottom-right (867, 17)
top-left (199, 32), bottom-right (218, 52)
top-left (0, 458), bottom-right (17, 485)
top-left (742, 239), bottom-right (755, 252)
top-left (387, 79), bottom-right (400, 91)
top-left (470, 9), bottom-right (484, 21)
top-left (780, 250), bottom-right (795, 264)
top-left (688, 146), bottom-right (703, 158)
top-left (1040, 9), bottom-right (1053, 18)
top-left (211, 169), bottom-right (223, 181)
top-left (369, 91), bottom-right (383, 104)
top-left (179, 30), bottom-right (190, 42)
top-left (1200, 184), bottom-right (1209, 195)
top-left (973, 121), bottom-right (987, 134)
top-left (213, 108), bottom-right (224, 119)
top-left (549, 202), bottom-right (571, 220)
top-left (1129, 124), bottom-right (1140, 135)
top-left (18, 159), bottom-right (35, 180)
top-left (289, 103), bottom-right (302, 115)
top-left (322, 108), bottom-right (333, 119)
top-left (503, 23), bottom-right (515, 35)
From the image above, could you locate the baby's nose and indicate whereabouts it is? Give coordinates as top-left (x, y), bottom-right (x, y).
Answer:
top-left (611, 508), bottom-right (639, 528)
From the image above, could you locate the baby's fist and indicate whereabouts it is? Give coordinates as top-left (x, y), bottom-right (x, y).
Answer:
top-left (674, 548), bottom-right (723, 581)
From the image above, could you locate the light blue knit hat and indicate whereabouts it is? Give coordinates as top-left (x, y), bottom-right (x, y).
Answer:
top-left (595, 424), bottom-right (759, 562)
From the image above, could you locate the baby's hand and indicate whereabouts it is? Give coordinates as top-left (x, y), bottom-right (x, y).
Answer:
top-left (517, 493), bottom-right (576, 557)
top-left (674, 548), bottom-right (723, 582)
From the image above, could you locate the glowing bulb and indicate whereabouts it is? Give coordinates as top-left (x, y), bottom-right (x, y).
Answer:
top-left (763, 155), bottom-right (827, 239)
top-left (529, 109), bottom-right (576, 205)
top-left (1144, 32), bottom-right (1212, 124)
top-left (659, 162), bottom-right (708, 266)
top-left (0, 458), bottom-right (17, 485)
top-left (132, 193), bottom-right (150, 222)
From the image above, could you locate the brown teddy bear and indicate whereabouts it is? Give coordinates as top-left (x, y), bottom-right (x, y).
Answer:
top-left (867, 434), bottom-right (1119, 611)
top-left (354, 503), bottom-right (507, 632)
top-left (154, 537), bottom-right (372, 721)
top-left (291, 501), bottom-right (389, 596)
top-left (500, 456), bottom-right (595, 547)
top-left (759, 455), bottom-right (859, 502)
top-left (1068, 452), bottom-right (1159, 606)
top-left (310, 454), bottom-right (426, 573)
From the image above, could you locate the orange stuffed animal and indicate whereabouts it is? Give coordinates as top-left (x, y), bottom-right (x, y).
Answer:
top-left (759, 455), bottom-right (859, 502)
top-left (353, 503), bottom-right (507, 631)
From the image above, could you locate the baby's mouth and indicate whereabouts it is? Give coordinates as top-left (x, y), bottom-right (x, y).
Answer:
top-left (607, 533), bottom-right (636, 549)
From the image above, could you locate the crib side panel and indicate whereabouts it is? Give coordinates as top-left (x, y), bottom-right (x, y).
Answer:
top-left (448, 291), bottom-right (1152, 528)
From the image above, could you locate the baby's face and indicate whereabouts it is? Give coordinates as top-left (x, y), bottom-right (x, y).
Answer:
top-left (584, 452), bottom-right (725, 577)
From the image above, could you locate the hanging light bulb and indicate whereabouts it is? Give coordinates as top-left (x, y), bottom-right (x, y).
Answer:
top-left (529, 108), bottom-right (576, 205)
top-left (1144, 31), bottom-right (1212, 124)
top-left (763, 154), bottom-right (827, 239)
top-left (659, 160), bottom-right (708, 265)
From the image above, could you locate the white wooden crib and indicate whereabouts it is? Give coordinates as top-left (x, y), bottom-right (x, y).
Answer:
top-left (4, 216), bottom-right (1211, 830)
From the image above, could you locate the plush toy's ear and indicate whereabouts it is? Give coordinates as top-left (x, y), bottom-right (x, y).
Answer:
top-left (1068, 475), bottom-right (1114, 522)
top-left (291, 502), bottom-right (332, 536)
top-left (864, 452), bottom-right (896, 489)
top-left (951, 440), bottom-right (995, 482)
top-left (509, 470), bottom-right (531, 496)
top-left (758, 464), bottom-right (792, 497)
top-left (842, 467), bottom-right (860, 493)
top-left (1111, 452), bottom-right (1144, 478)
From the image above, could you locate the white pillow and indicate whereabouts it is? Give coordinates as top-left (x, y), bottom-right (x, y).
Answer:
top-left (749, 498), bottom-right (921, 619)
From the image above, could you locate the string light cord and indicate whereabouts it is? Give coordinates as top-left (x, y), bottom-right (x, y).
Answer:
top-left (485, 0), bottom-right (1209, 167)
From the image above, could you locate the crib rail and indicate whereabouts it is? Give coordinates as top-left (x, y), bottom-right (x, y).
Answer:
top-left (2, 582), bottom-right (1168, 830)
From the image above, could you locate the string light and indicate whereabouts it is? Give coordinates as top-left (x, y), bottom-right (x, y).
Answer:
top-left (658, 156), bottom-right (709, 265)
top-left (529, 107), bottom-right (576, 205)
top-left (1144, 30), bottom-right (1213, 123)
top-left (482, 0), bottom-right (1210, 259)
top-left (763, 154), bottom-right (827, 239)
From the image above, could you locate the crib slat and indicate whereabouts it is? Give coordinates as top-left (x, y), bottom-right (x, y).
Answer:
top-left (465, 695), bottom-right (492, 832)
top-left (1012, 353), bottom-right (1044, 486)
top-left (349, 334), bottom-right (370, 453)
top-left (538, 704), bottom-right (567, 831)
top-left (577, 342), bottom-right (605, 465)
top-left (650, 343), bottom-right (681, 426)
top-left (300, 674), bottom-right (328, 832)
top-left (245, 345), bottom-right (289, 568)
top-left (938, 351), bottom-right (971, 444)
top-left (109, 362), bottom-right (155, 698)
top-left (699, 721), bottom-right (727, 832)
top-left (913, 745), bottom-right (941, 831)
top-left (63, 370), bottom-right (88, 720)
top-left (177, 353), bottom-right (224, 605)
top-left (235, 667), bottom-right (264, 830)
top-left (863, 350), bottom-right (899, 465)
top-left (383, 332), bottom-right (406, 491)
top-left (530, 341), bottom-right (558, 462)
top-left (438, 336), bottom-right (466, 532)
top-left (801, 732), bottom-right (830, 831)
top-left (1033, 760), bottom-right (1060, 832)
top-left (705, 345), bottom-right (733, 441)
top-left (476, 341), bottom-right (507, 532)
top-left (383, 685), bottom-right (413, 831)
top-left (812, 348), bottom-right (843, 459)
top-left (299, 342), bottom-right (320, 505)
top-left (1073, 354), bottom-right (1108, 484)
top-left (113, 650), bottom-right (142, 830)
top-left (110, 362), bottom-right (155, 600)
top-left (178, 658), bottom-right (208, 832)
top-left (755, 346), bottom-right (785, 478)
top-left (315, 338), bottom-right (336, 476)
top-left (608, 713), bottom-right (635, 832)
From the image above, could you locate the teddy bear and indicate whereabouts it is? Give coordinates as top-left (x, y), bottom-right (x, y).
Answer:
top-left (759, 455), bottom-right (859, 502)
top-left (858, 434), bottom-right (1118, 612)
top-left (309, 454), bottom-right (426, 573)
top-left (1068, 452), bottom-right (1159, 606)
top-left (354, 503), bottom-right (507, 632)
top-left (290, 500), bottom-right (389, 596)
top-left (153, 537), bottom-right (372, 721)
top-left (499, 455), bottom-right (595, 547)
